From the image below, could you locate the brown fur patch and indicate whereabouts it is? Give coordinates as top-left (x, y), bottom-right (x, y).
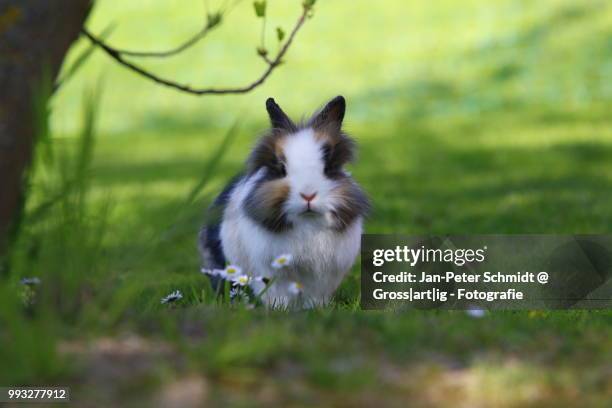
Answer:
top-left (256, 179), bottom-right (290, 210)
top-left (243, 178), bottom-right (292, 232)
top-left (314, 130), bottom-right (332, 144)
top-left (328, 178), bottom-right (369, 231)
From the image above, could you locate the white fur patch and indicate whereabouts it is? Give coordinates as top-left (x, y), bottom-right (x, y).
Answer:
top-left (280, 128), bottom-right (338, 223)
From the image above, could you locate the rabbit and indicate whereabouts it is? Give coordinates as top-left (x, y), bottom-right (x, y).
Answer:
top-left (199, 96), bottom-right (369, 307)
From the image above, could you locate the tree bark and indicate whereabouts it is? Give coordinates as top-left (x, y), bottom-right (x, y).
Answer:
top-left (0, 0), bottom-right (91, 256)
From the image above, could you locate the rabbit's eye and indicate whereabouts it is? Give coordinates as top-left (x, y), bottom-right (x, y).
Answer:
top-left (271, 160), bottom-right (286, 177)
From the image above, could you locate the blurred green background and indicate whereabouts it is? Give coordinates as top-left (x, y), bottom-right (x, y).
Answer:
top-left (3, 0), bottom-right (612, 406)
top-left (53, 0), bottom-right (612, 234)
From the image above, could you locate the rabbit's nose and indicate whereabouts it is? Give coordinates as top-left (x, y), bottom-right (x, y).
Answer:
top-left (300, 192), bottom-right (317, 202)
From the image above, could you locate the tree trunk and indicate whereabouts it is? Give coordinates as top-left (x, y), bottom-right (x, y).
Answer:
top-left (0, 0), bottom-right (91, 256)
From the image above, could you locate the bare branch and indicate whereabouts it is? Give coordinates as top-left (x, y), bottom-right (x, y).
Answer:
top-left (81, 5), bottom-right (309, 95)
top-left (110, 10), bottom-right (225, 58)
top-left (113, 23), bottom-right (211, 58)
top-left (100, 0), bottom-right (244, 58)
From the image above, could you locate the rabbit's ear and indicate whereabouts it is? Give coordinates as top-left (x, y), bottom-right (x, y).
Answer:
top-left (310, 95), bottom-right (345, 132)
top-left (266, 98), bottom-right (296, 131)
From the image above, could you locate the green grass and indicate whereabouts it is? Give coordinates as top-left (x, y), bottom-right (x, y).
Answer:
top-left (2, 0), bottom-right (612, 405)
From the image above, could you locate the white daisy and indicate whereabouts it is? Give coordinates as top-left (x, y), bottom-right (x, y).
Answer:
top-left (234, 275), bottom-right (251, 286)
top-left (229, 287), bottom-right (240, 299)
top-left (160, 290), bottom-right (183, 304)
top-left (20, 277), bottom-right (41, 286)
top-left (221, 265), bottom-right (242, 279)
top-left (200, 267), bottom-right (224, 277)
top-left (271, 254), bottom-right (293, 269)
top-left (466, 307), bottom-right (486, 318)
top-left (288, 281), bottom-right (303, 296)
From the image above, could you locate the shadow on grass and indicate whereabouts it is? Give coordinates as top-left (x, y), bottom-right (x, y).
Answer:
top-left (357, 124), bottom-right (612, 234)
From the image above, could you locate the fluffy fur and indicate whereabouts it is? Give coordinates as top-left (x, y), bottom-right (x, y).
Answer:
top-left (199, 96), bottom-right (369, 307)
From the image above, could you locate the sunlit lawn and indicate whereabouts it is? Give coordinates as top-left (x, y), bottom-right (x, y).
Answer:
top-left (3, 0), bottom-right (611, 405)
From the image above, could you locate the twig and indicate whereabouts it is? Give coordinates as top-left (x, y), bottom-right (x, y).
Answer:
top-left (81, 5), bottom-right (309, 96)
top-left (259, 53), bottom-right (274, 65)
top-left (103, 0), bottom-right (244, 58)
top-left (111, 23), bottom-right (212, 58)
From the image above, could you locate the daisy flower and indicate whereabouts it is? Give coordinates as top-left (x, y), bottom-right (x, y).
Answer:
top-left (234, 275), bottom-right (251, 286)
top-left (288, 281), bottom-right (303, 296)
top-left (160, 290), bottom-right (183, 304)
top-left (271, 254), bottom-right (293, 269)
top-left (222, 265), bottom-right (242, 279)
top-left (465, 307), bottom-right (486, 318)
top-left (200, 268), bottom-right (224, 277)
top-left (20, 277), bottom-right (41, 286)
top-left (229, 287), bottom-right (240, 299)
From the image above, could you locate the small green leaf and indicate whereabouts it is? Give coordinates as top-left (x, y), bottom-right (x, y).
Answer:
top-left (303, 0), bottom-right (317, 9)
top-left (256, 46), bottom-right (268, 57)
top-left (276, 27), bottom-right (285, 42)
top-left (253, 1), bottom-right (266, 18)
top-left (206, 12), bottom-right (222, 29)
